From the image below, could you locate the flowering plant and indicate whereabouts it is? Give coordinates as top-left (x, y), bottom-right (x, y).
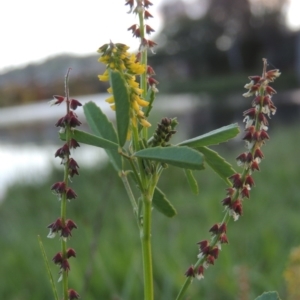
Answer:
top-left (44, 1), bottom-right (281, 299)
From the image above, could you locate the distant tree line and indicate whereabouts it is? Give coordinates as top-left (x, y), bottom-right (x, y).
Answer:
top-left (0, 0), bottom-right (298, 107)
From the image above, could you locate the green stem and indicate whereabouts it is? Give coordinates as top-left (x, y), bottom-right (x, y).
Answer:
top-left (141, 191), bottom-right (154, 300)
top-left (120, 171), bottom-right (139, 218)
top-left (61, 68), bottom-right (72, 300)
top-left (175, 277), bottom-right (193, 300)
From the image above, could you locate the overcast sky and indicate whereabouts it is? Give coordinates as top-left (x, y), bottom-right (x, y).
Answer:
top-left (0, 0), bottom-right (299, 73)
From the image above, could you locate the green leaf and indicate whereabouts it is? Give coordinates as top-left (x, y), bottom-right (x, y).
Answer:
top-left (178, 123), bottom-right (240, 148)
top-left (60, 129), bottom-right (118, 149)
top-left (254, 291), bottom-right (281, 300)
top-left (134, 146), bottom-right (204, 170)
top-left (184, 169), bottom-right (199, 194)
top-left (83, 101), bottom-right (118, 143)
top-left (109, 69), bottom-right (130, 147)
top-left (152, 187), bottom-right (177, 217)
top-left (83, 101), bottom-right (122, 171)
top-left (197, 146), bottom-right (236, 185)
top-left (37, 236), bottom-right (59, 300)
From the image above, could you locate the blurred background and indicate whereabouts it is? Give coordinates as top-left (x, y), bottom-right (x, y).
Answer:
top-left (0, 0), bottom-right (300, 299)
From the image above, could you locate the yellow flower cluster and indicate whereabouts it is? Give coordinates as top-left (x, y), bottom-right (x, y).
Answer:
top-left (98, 42), bottom-right (151, 128)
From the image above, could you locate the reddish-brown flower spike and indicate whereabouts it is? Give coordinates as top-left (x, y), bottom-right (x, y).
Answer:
top-left (219, 233), bottom-right (229, 244)
top-left (48, 218), bottom-right (63, 231)
top-left (68, 289), bottom-right (80, 299)
top-left (229, 173), bottom-right (243, 189)
top-left (66, 219), bottom-right (78, 230)
top-left (144, 10), bottom-right (153, 19)
top-left (197, 240), bottom-right (209, 251)
top-left (254, 148), bottom-right (264, 160)
top-left (196, 265), bottom-right (204, 280)
top-left (55, 116), bottom-right (66, 128)
top-left (248, 75), bottom-right (261, 84)
top-left (252, 95), bottom-right (262, 106)
top-left (146, 39), bottom-right (157, 48)
top-left (266, 69), bottom-right (281, 82)
top-left (260, 130), bottom-right (270, 140)
top-left (241, 187), bottom-right (250, 198)
top-left (218, 223), bottom-right (227, 234)
top-left (69, 168), bottom-right (79, 178)
top-left (147, 65), bottom-right (155, 75)
top-left (245, 175), bottom-right (255, 188)
top-left (68, 158), bottom-right (79, 171)
top-left (128, 24), bottom-right (138, 33)
top-left (143, 0), bottom-right (153, 7)
top-left (246, 152), bottom-right (253, 163)
top-left (66, 187), bottom-right (77, 200)
top-left (55, 144), bottom-right (70, 159)
top-left (148, 77), bottom-right (159, 86)
top-left (251, 160), bottom-right (260, 172)
top-left (60, 219), bottom-right (78, 238)
top-left (67, 248), bottom-right (76, 258)
top-left (210, 247), bottom-right (219, 259)
top-left (209, 224), bottom-right (219, 235)
top-left (206, 255), bottom-right (215, 265)
top-left (236, 153), bottom-right (247, 166)
top-left (221, 196), bottom-right (231, 206)
top-left (145, 24), bottom-right (155, 35)
top-left (133, 28), bottom-right (141, 38)
top-left (60, 258), bottom-right (70, 271)
top-left (231, 199), bottom-right (243, 216)
top-left (243, 108), bottom-right (256, 118)
top-left (201, 245), bottom-right (211, 255)
top-left (70, 139), bottom-right (80, 149)
top-left (185, 266), bottom-right (195, 277)
top-left (51, 181), bottom-right (66, 194)
top-left (266, 86), bottom-right (277, 96)
top-left (125, 0), bottom-right (134, 8)
top-left (226, 187), bottom-right (235, 196)
top-left (252, 131), bottom-right (260, 142)
top-left (70, 99), bottom-right (82, 110)
top-left (258, 113), bottom-right (269, 126)
top-left (242, 131), bottom-right (253, 142)
top-left (68, 111), bottom-right (82, 128)
top-left (49, 95), bottom-right (65, 106)
top-left (52, 252), bottom-right (63, 264)
top-left (61, 226), bottom-right (72, 238)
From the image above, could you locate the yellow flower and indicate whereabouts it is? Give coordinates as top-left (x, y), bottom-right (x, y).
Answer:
top-left (140, 118), bottom-right (151, 128)
top-left (107, 87), bottom-right (113, 94)
top-left (98, 55), bottom-right (110, 64)
top-left (136, 110), bottom-right (145, 117)
top-left (136, 97), bottom-right (149, 107)
top-left (105, 96), bottom-right (115, 104)
top-left (133, 88), bottom-right (144, 95)
top-left (130, 62), bottom-right (145, 75)
top-left (132, 100), bottom-right (140, 113)
top-left (98, 70), bottom-right (109, 82)
top-left (127, 77), bottom-right (139, 88)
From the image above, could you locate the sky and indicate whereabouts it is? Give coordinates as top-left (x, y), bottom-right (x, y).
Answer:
top-left (0, 0), bottom-right (299, 74)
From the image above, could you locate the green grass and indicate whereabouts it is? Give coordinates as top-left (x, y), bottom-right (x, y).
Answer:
top-left (0, 124), bottom-right (298, 299)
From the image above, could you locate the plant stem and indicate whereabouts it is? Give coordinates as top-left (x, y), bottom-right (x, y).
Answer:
top-left (61, 68), bottom-right (72, 300)
top-left (120, 171), bottom-right (138, 218)
top-left (175, 277), bottom-right (193, 300)
top-left (140, 191), bottom-right (154, 300)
